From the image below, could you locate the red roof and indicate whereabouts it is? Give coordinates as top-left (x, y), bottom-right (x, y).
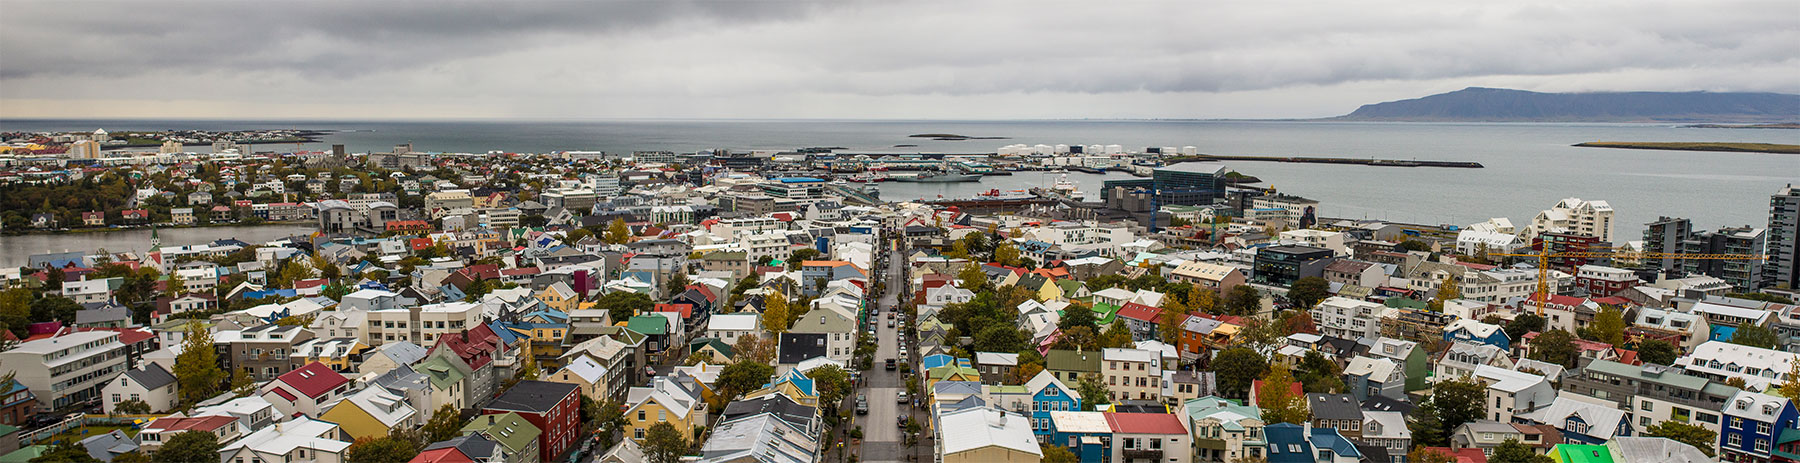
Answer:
top-left (409, 448), bottom-right (473, 463)
top-left (432, 324), bottom-right (502, 370)
top-left (268, 388), bottom-right (297, 402)
top-left (147, 416), bottom-right (238, 433)
top-left (1116, 302), bottom-right (1163, 323)
top-left (72, 327), bottom-right (154, 345)
top-left (655, 303), bottom-right (694, 319)
top-left (1252, 380), bottom-right (1302, 400)
top-left (1104, 412), bottom-right (1187, 435)
top-left (295, 278), bottom-right (328, 289)
top-left (1423, 447), bottom-right (1487, 463)
top-left (500, 267), bottom-right (540, 277)
top-left (273, 362), bottom-right (351, 399)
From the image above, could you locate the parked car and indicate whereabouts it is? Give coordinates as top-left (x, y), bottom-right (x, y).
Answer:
top-left (885, 358), bottom-right (897, 371)
top-left (887, 319), bottom-right (895, 328)
top-left (897, 391), bottom-right (908, 403)
top-left (855, 395), bottom-right (869, 415)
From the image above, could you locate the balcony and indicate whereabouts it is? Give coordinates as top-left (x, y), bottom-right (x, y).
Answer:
top-left (1122, 449), bottom-right (1164, 460)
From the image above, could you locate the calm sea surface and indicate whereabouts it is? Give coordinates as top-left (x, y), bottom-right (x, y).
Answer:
top-left (2, 119), bottom-right (1796, 266)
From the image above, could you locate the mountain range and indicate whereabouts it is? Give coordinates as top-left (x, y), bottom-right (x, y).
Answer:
top-left (1335, 87), bottom-right (1800, 122)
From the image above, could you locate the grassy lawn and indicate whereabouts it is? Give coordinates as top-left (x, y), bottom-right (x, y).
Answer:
top-left (44, 424), bottom-right (135, 445)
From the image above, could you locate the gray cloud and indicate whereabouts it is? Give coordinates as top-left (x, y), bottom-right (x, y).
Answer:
top-left (1, 0), bottom-right (1795, 119)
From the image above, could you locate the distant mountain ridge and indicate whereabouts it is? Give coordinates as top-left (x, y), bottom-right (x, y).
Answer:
top-left (1336, 87), bottom-right (1800, 122)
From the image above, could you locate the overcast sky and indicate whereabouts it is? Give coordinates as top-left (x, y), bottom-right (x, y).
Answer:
top-left (2, 0), bottom-right (1796, 120)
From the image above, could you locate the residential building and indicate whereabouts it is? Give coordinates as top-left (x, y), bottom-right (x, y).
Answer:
top-left (482, 380), bottom-right (581, 463)
top-left (218, 417), bottom-right (351, 463)
top-left (1183, 396), bottom-right (1267, 463)
top-left (101, 363), bottom-right (177, 414)
top-left (936, 407), bottom-right (1042, 463)
top-left (625, 376), bottom-right (707, 444)
top-left (1102, 348), bottom-right (1161, 402)
top-left (461, 412), bottom-right (541, 463)
top-left (1252, 245), bottom-right (1334, 287)
top-left (1307, 393), bottom-right (1364, 441)
top-left (1024, 370), bottom-right (1083, 439)
top-left (1472, 365), bottom-right (1556, 423)
top-left (319, 386), bottom-right (418, 440)
top-left (1313, 297), bottom-right (1384, 341)
top-left (259, 361), bottom-right (353, 418)
top-left (1106, 412), bottom-right (1192, 463)
top-left (1768, 185), bottom-right (1798, 290)
top-left (1532, 197), bottom-right (1616, 243)
top-left (1718, 390), bottom-right (1798, 463)
top-left (0, 331), bottom-right (127, 411)
top-left (1677, 341), bottom-right (1800, 393)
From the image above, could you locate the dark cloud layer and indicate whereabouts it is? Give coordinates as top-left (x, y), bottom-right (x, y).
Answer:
top-left (1, 0), bottom-right (1794, 119)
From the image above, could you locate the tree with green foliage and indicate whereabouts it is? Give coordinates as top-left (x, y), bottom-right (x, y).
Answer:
top-left (1210, 347), bottom-right (1269, 398)
top-left (1042, 444), bottom-right (1079, 463)
top-left (230, 368), bottom-right (256, 397)
top-left (1779, 361), bottom-right (1800, 404)
top-left (604, 218), bottom-right (632, 245)
top-left (175, 320), bottom-right (224, 405)
top-left (1527, 329), bottom-right (1580, 368)
top-left (974, 325), bottom-right (1029, 354)
top-left (1099, 321), bottom-right (1134, 348)
top-left (422, 404), bottom-right (465, 443)
top-left (1503, 314), bottom-right (1546, 342)
top-left (1077, 373), bottom-right (1111, 411)
top-left (643, 422), bottom-right (688, 463)
top-left (1295, 351), bottom-right (1345, 393)
top-left (1590, 306), bottom-right (1626, 346)
top-left (1225, 285), bottom-right (1261, 315)
top-left (595, 291), bottom-right (653, 326)
top-left (787, 248), bottom-right (821, 270)
top-left (110, 453), bottom-right (149, 463)
top-left (1643, 421), bottom-right (1716, 457)
top-left (1257, 363), bottom-right (1309, 424)
top-left (1433, 376), bottom-right (1488, 433)
top-left (993, 243), bottom-right (1022, 267)
top-left (956, 264), bottom-right (990, 292)
top-left (1489, 439), bottom-right (1553, 463)
top-left (1637, 339), bottom-right (1678, 365)
top-left (1407, 448), bottom-right (1455, 463)
top-left (0, 289), bottom-right (31, 338)
top-left (594, 399), bottom-right (628, 451)
top-left (153, 431), bottom-right (222, 463)
top-left (1158, 302), bottom-right (1193, 345)
top-left (1408, 399), bottom-right (1449, 447)
top-left (1398, 240), bottom-right (1430, 252)
top-left (30, 296), bottom-right (82, 325)
top-left (344, 436), bottom-right (417, 463)
top-left (1086, 274), bottom-right (1127, 291)
top-left (1727, 292), bottom-right (1796, 304)
top-left (1287, 277), bottom-right (1330, 309)
top-left (1731, 322), bottom-right (1780, 349)
top-left (1059, 304), bottom-right (1098, 331)
top-left (718, 361), bottom-right (775, 401)
top-left (808, 364), bottom-right (852, 413)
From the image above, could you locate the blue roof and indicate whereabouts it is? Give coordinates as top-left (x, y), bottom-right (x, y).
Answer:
top-left (766, 369), bottom-right (816, 396)
top-left (921, 354), bottom-right (957, 371)
top-left (776, 177), bottom-right (826, 183)
top-left (486, 321), bottom-right (522, 345)
top-left (1264, 423), bottom-right (1313, 463)
top-left (1309, 427), bottom-right (1360, 458)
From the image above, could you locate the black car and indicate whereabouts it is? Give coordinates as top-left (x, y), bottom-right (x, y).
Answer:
top-left (885, 358), bottom-right (897, 371)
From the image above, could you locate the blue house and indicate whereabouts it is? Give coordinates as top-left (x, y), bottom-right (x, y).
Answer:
top-left (1720, 390), bottom-right (1799, 462)
top-left (1047, 411), bottom-right (1113, 463)
top-left (1024, 370), bottom-right (1083, 438)
top-left (1443, 319), bottom-right (1509, 350)
top-left (1309, 427), bottom-right (1361, 462)
top-left (1264, 423), bottom-right (1313, 463)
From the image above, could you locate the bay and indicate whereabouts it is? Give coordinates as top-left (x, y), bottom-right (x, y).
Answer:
top-left (2, 119), bottom-right (1796, 259)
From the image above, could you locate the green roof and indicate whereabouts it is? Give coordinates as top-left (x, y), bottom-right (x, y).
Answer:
top-left (988, 385), bottom-right (1028, 394)
top-left (417, 356), bottom-right (468, 391)
top-left (1055, 280), bottom-right (1084, 293)
top-left (927, 365), bottom-right (979, 380)
top-left (702, 251), bottom-right (748, 261)
top-left (1551, 444), bottom-right (1614, 463)
top-left (0, 424), bottom-right (18, 436)
top-left (1046, 349), bottom-right (1101, 373)
top-left (627, 315), bottom-right (670, 335)
top-left (690, 338), bottom-right (734, 358)
top-left (1776, 427), bottom-right (1800, 460)
top-left (0, 446), bottom-right (45, 463)
top-left (1384, 298), bottom-right (1428, 309)
top-left (461, 412), bottom-right (542, 452)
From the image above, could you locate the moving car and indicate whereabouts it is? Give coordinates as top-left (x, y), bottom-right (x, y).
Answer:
top-left (855, 394), bottom-right (869, 415)
top-left (885, 358), bottom-right (897, 371)
top-left (897, 391), bottom-right (908, 403)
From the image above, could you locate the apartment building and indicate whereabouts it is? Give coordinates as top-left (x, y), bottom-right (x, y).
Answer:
top-left (1102, 348), bottom-right (1162, 402)
top-left (366, 301), bottom-right (485, 346)
top-left (0, 331), bottom-right (127, 411)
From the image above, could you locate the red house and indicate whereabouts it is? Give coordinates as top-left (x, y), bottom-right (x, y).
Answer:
top-left (481, 380), bottom-right (580, 462)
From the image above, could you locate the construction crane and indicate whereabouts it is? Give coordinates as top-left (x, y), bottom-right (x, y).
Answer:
top-left (1491, 249), bottom-right (1765, 315)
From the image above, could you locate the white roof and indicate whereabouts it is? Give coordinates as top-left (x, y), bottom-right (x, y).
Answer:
top-left (1047, 410), bottom-right (1110, 433)
top-left (1519, 396), bottom-right (1625, 439)
top-left (8, 331), bottom-right (118, 354)
top-left (559, 356), bottom-right (609, 384)
top-left (708, 313), bottom-right (761, 332)
top-left (1691, 301), bottom-right (1773, 324)
top-left (1362, 411), bottom-right (1410, 440)
top-left (1344, 356), bottom-right (1399, 380)
top-left (976, 352), bottom-right (1019, 367)
top-left (1445, 318), bottom-right (1503, 338)
top-left (221, 417), bottom-right (351, 455)
top-left (1474, 364), bottom-right (1547, 393)
top-left (1102, 347), bottom-right (1155, 363)
top-left (1092, 287), bottom-right (1135, 302)
top-left (1023, 370), bottom-right (1080, 402)
top-left (938, 408), bottom-right (1042, 457)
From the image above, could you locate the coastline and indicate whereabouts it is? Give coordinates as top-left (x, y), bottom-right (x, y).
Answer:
top-left (1572, 141), bottom-right (1800, 155)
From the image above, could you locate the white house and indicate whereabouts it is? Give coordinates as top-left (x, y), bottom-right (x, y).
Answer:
top-left (102, 363), bottom-right (179, 414)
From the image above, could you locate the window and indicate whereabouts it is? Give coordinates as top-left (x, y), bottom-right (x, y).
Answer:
top-left (1150, 439), bottom-right (1162, 450)
top-left (1757, 438), bottom-right (1772, 452)
top-left (638, 410), bottom-right (646, 421)
top-left (1730, 434), bottom-right (1743, 446)
top-left (1732, 417), bottom-right (1744, 427)
top-left (659, 410), bottom-right (667, 421)
top-left (1760, 422), bottom-right (1772, 434)
top-left (634, 429), bottom-right (645, 439)
top-left (111, 394), bottom-right (120, 403)
top-left (1641, 401), bottom-right (1654, 411)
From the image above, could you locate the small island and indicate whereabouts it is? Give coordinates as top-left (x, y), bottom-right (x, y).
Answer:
top-left (1572, 141), bottom-right (1800, 154)
top-left (907, 133), bottom-right (1010, 141)
top-left (1680, 123), bottom-right (1800, 129)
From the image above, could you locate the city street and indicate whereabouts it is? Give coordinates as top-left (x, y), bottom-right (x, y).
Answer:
top-left (857, 245), bottom-right (913, 462)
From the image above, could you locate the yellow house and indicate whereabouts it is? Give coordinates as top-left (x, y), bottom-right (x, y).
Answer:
top-left (937, 407), bottom-right (1042, 463)
top-left (536, 283), bottom-right (580, 313)
top-left (290, 338), bottom-right (370, 372)
top-left (317, 386), bottom-right (418, 440)
top-left (545, 356), bottom-right (609, 401)
top-left (924, 364), bottom-right (981, 390)
top-left (625, 378), bottom-right (706, 443)
top-left (742, 369), bottom-right (819, 408)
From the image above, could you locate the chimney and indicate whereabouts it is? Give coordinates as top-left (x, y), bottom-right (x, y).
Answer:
top-left (488, 415), bottom-right (496, 424)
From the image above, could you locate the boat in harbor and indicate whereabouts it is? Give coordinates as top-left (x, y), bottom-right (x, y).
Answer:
top-left (891, 171), bottom-right (980, 183)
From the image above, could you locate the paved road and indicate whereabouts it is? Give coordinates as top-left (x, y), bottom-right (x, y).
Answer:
top-left (859, 245), bottom-right (911, 462)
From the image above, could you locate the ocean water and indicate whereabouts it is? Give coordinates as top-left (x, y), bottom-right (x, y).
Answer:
top-left (2, 119), bottom-right (1796, 252)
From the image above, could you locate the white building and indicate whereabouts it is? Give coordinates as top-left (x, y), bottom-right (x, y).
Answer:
top-left (1532, 197), bottom-right (1615, 243)
top-left (102, 363), bottom-right (179, 414)
top-left (1471, 365), bottom-right (1555, 423)
top-left (1311, 297), bottom-right (1384, 341)
top-left (218, 417), bottom-right (351, 463)
top-left (1677, 341), bottom-right (1800, 392)
top-left (0, 331), bottom-right (127, 411)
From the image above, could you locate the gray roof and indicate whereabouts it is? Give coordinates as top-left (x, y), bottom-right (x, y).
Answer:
top-left (80, 430), bottom-right (138, 462)
top-left (1306, 393), bottom-right (1364, 420)
top-left (124, 363), bottom-right (178, 391)
top-left (373, 341), bottom-right (429, 366)
top-left (371, 364), bottom-right (431, 394)
top-left (720, 393), bottom-right (817, 431)
top-left (424, 434), bottom-right (500, 461)
top-left (76, 307), bottom-right (130, 324)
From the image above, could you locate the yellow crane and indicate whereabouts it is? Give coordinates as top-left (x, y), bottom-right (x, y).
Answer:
top-left (1491, 249), bottom-right (1765, 315)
